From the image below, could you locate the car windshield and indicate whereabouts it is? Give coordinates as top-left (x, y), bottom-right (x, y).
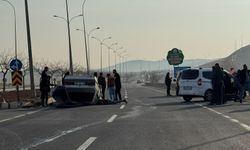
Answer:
top-left (181, 70), bottom-right (199, 80)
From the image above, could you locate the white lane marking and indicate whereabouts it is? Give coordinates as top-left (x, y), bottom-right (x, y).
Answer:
top-left (196, 103), bottom-right (250, 131)
top-left (22, 121), bottom-right (103, 150)
top-left (0, 118), bottom-right (12, 123)
top-left (13, 114), bottom-right (26, 118)
top-left (124, 89), bottom-right (128, 99)
top-left (76, 137), bottom-right (97, 150)
top-left (240, 123), bottom-right (250, 131)
top-left (120, 105), bottom-right (125, 109)
top-left (223, 115), bottom-right (231, 119)
top-left (0, 109), bottom-right (43, 123)
top-left (26, 110), bottom-right (42, 115)
top-left (107, 115), bottom-right (118, 123)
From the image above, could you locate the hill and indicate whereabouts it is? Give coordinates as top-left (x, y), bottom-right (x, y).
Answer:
top-left (200, 45), bottom-right (250, 70)
top-left (102, 59), bottom-right (211, 72)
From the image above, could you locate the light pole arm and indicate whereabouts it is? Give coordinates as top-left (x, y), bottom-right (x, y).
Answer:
top-left (69, 14), bottom-right (82, 23)
top-left (92, 36), bottom-right (101, 43)
top-left (2, 0), bottom-right (17, 58)
top-left (53, 15), bottom-right (68, 22)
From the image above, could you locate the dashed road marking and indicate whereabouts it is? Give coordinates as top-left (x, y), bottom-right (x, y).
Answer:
top-left (107, 115), bottom-right (118, 123)
top-left (124, 88), bottom-right (128, 99)
top-left (76, 137), bottom-right (97, 150)
top-left (196, 103), bottom-right (250, 131)
top-left (0, 109), bottom-right (43, 123)
top-left (22, 121), bottom-right (103, 150)
top-left (120, 105), bottom-right (125, 109)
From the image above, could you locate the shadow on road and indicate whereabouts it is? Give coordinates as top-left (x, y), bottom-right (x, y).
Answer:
top-left (169, 105), bottom-right (202, 112)
top-left (230, 108), bottom-right (250, 113)
top-left (153, 100), bottom-right (206, 107)
top-left (178, 131), bottom-right (250, 150)
top-left (148, 96), bottom-right (181, 99)
top-left (153, 101), bottom-right (193, 107)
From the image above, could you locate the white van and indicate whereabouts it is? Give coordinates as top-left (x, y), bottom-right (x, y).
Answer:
top-left (178, 68), bottom-right (214, 102)
top-left (178, 68), bottom-right (235, 102)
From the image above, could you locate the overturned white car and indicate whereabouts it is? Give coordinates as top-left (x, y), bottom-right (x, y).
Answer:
top-left (52, 76), bottom-right (101, 105)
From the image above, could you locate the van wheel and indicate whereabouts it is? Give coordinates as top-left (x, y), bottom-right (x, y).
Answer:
top-left (204, 90), bottom-right (213, 102)
top-left (183, 96), bottom-right (192, 102)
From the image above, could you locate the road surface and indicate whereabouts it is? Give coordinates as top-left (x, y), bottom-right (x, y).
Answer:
top-left (1, 83), bottom-right (250, 150)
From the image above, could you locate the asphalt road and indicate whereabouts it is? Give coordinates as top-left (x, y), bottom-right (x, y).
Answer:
top-left (1, 83), bottom-right (250, 150)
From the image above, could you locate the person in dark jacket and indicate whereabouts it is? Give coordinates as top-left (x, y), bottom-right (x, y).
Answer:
top-left (98, 72), bottom-right (106, 100)
top-left (239, 64), bottom-right (250, 103)
top-left (165, 72), bottom-right (172, 96)
top-left (40, 67), bottom-right (51, 107)
top-left (113, 69), bottom-right (122, 102)
top-left (211, 63), bottom-right (224, 105)
top-left (234, 70), bottom-right (242, 102)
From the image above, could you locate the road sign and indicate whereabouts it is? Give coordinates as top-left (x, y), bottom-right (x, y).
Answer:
top-left (10, 59), bottom-right (23, 71)
top-left (11, 71), bottom-right (22, 86)
top-left (167, 48), bottom-right (184, 66)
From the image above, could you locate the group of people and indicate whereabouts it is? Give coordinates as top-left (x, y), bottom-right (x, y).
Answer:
top-left (94, 69), bottom-right (127, 104)
top-left (39, 67), bottom-right (127, 107)
top-left (211, 63), bottom-right (250, 105)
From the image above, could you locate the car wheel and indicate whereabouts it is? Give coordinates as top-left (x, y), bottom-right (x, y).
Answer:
top-left (204, 90), bottom-right (213, 102)
top-left (183, 96), bottom-right (192, 102)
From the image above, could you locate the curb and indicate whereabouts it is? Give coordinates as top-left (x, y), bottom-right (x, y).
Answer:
top-left (0, 102), bottom-right (19, 109)
top-left (0, 97), bottom-right (56, 109)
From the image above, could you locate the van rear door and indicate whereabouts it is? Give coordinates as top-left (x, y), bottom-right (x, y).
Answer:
top-left (179, 69), bottom-right (199, 95)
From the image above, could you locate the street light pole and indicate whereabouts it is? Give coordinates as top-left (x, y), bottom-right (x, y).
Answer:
top-left (2, 0), bottom-right (17, 58)
top-left (87, 27), bottom-right (100, 71)
top-left (24, 0), bottom-right (35, 97)
top-left (92, 36), bottom-right (111, 72)
top-left (65, 0), bottom-right (73, 74)
top-left (114, 46), bottom-right (123, 69)
top-left (82, 0), bottom-right (90, 75)
top-left (118, 50), bottom-right (126, 73)
top-left (103, 43), bottom-right (117, 72)
top-left (53, 12), bottom-right (82, 75)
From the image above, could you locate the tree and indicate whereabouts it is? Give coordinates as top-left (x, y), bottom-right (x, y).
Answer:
top-left (0, 50), bottom-right (13, 103)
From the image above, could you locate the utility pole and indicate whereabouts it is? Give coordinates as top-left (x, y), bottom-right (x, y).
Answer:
top-left (24, 0), bottom-right (35, 97)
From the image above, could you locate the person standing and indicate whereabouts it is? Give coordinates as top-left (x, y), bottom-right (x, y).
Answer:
top-left (113, 69), bottom-right (122, 102)
top-left (239, 64), bottom-right (250, 103)
top-left (40, 67), bottom-right (51, 107)
top-left (211, 63), bottom-right (224, 105)
top-left (98, 72), bottom-right (106, 100)
top-left (107, 73), bottom-right (115, 102)
top-left (165, 72), bottom-right (172, 96)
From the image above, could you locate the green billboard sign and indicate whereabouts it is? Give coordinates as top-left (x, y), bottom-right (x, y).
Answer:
top-left (167, 48), bottom-right (184, 65)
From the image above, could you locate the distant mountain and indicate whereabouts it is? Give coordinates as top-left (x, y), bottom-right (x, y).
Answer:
top-left (102, 59), bottom-right (212, 72)
top-left (200, 45), bottom-right (250, 70)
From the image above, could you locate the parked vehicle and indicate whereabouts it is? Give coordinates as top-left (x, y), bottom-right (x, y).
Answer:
top-left (178, 68), bottom-right (234, 102)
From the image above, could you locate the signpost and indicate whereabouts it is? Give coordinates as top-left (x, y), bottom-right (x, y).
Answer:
top-left (9, 58), bottom-right (23, 106)
top-left (11, 71), bottom-right (22, 86)
top-left (10, 58), bottom-right (23, 71)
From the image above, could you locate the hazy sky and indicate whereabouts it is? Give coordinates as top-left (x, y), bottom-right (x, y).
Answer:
top-left (1, 0), bottom-right (250, 69)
